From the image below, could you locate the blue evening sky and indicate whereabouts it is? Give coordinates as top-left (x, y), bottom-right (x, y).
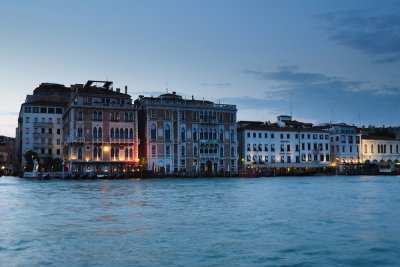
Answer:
top-left (0, 0), bottom-right (399, 136)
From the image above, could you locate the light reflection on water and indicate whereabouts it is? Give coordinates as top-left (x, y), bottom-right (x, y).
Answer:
top-left (0, 176), bottom-right (400, 267)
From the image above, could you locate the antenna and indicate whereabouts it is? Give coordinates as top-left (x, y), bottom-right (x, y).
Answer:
top-left (290, 93), bottom-right (293, 118)
top-left (166, 82), bottom-right (169, 93)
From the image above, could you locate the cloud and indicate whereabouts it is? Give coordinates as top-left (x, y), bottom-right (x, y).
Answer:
top-left (245, 65), bottom-right (371, 96)
top-left (316, 10), bottom-right (400, 63)
top-left (201, 82), bottom-right (232, 88)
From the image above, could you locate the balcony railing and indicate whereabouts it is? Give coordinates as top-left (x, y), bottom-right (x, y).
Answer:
top-left (33, 133), bottom-right (53, 138)
top-left (110, 138), bottom-right (135, 143)
top-left (34, 122), bottom-right (53, 127)
top-left (33, 143), bottom-right (53, 148)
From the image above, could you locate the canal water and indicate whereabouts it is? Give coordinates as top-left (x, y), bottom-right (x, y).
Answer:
top-left (0, 176), bottom-right (399, 267)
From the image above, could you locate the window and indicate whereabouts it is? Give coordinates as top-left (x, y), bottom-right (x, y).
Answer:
top-left (230, 130), bottom-right (235, 142)
top-left (129, 112), bottom-right (134, 122)
top-left (271, 133), bottom-right (275, 139)
top-left (98, 127), bottom-right (103, 139)
top-left (56, 108), bottom-right (62, 114)
top-left (231, 147), bottom-right (235, 157)
top-left (98, 111), bottom-right (103, 121)
top-left (271, 156), bottom-right (275, 163)
top-left (264, 133), bottom-right (268, 138)
top-left (25, 106), bottom-right (31, 113)
top-left (57, 139), bottom-right (60, 145)
top-left (57, 129), bottom-right (61, 135)
top-left (181, 146), bottom-right (185, 156)
top-left (26, 117), bottom-right (30, 123)
top-left (125, 112), bottom-right (129, 122)
top-left (77, 127), bottom-right (83, 138)
top-left (40, 107), bottom-right (47, 113)
top-left (129, 148), bottom-right (133, 158)
top-left (253, 133), bottom-right (256, 138)
top-left (110, 112), bottom-right (114, 121)
top-left (125, 128), bottom-right (129, 139)
top-left (78, 148), bottom-right (82, 160)
top-left (219, 129), bottom-right (224, 141)
top-left (125, 148), bottom-right (129, 159)
top-left (150, 124), bottom-right (156, 140)
top-left (258, 144), bottom-right (262, 151)
top-left (25, 128), bottom-right (29, 134)
top-left (93, 111), bottom-right (97, 121)
top-left (280, 144), bottom-right (285, 152)
top-left (271, 144), bottom-right (275, 152)
top-left (57, 118), bottom-right (61, 124)
top-left (111, 128), bottom-right (115, 138)
top-left (165, 111), bottom-right (170, 120)
top-left (280, 134), bottom-right (284, 139)
top-left (287, 144), bottom-right (291, 152)
top-left (161, 124), bottom-right (169, 141)
top-left (93, 127), bottom-right (98, 139)
top-left (287, 134), bottom-right (290, 139)
top-left (193, 128), bottom-right (197, 141)
top-left (219, 147), bottom-right (223, 156)
top-left (181, 127), bottom-right (186, 141)
top-left (151, 145), bottom-right (156, 156)
top-left (129, 129), bottom-right (134, 139)
top-left (264, 144), bottom-right (268, 151)
top-left (253, 144), bottom-right (257, 151)
top-left (200, 128), bottom-right (204, 140)
top-left (194, 146), bottom-right (197, 156)
top-left (247, 144), bottom-right (251, 152)
top-left (247, 132), bottom-right (250, 138)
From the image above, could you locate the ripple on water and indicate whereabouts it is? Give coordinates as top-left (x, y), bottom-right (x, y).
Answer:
top-left (0, 176), bottom-right (399, 267)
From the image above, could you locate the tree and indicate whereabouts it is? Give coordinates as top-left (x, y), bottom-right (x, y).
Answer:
top-left (24, 150), bottom-right (39, 172)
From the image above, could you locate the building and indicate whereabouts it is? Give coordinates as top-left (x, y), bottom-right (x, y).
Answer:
top-left (0, 136), bottom-right (16, 175)
top-left (329, 123), bottom-right (361, 165)
top-left (63, 81), bottom-right (139, 175)
top-left (16, 83), bottom-right (72, 173)
top-left (361, 136), bottom-right (400, 164)
top-left (237, 116), bottom-right (331, 173)
top-left (135, 92), bottom-right (238, 175)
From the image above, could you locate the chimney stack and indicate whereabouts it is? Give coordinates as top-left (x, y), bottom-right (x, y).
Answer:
top-left (116, 88), bottom-right (120, 93)
top-left (125, 86), bottom-right (128, 94)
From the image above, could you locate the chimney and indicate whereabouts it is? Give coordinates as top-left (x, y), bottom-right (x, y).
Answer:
top-left (172, 91), bottom-right (176, 95)
top-left (125, 86), bottom-right (128, 94)
top-left (116, 88), bottom-right (120, 93)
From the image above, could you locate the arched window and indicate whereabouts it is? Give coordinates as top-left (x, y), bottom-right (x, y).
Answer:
top-left (378, 144), bottom-right (381, 153)
top-left (125, 128), bottom-right (129, 139)
top-left (220, 147), bottom-right (223, 156)
top-left (213, 145), bottom-right (217, 154)
top-left (129, 128), bottom-right (134, 139)
top-left (181, 146), bottom-right (185, 156)
top-left (230, 130), bottom-right (235, 142)
top-left (115, 148), bottom-right (119, 158)
top-left (98, 148), bottom-right (102, 158)
top-left (165, 111), bottom-right (170, 120)
top-left (219, 129), bottom-right (224, 141)
top-left (193, 128), bottom-right (197, 141)
top-left (208, 129), bottom-right (212, 140)
top-left (165, 124), bottom-right (171, 140)
top-left (125, 148), bottom-right (129, 158)
top-left (125, 112), bottom-right (129, 122)
top-left (200, 145), bottom-right (204, 154)
top-left (93, 111), bottom-right (97, 120)
top-left (129, 112), bottom-right (134, 121)
top-left (231, 147), bottom-right (235, 157)
top-left (98, 127), bottom-right (102, 139)
top-left (200, 128), bottom-right (204, 139)
top-left (151, 124), bottom-right (156, 140)
top-left (194, 146), bottom-right (198, 156)
top-left (371, 144), bottom-right (374, 153)
top-left (213, 129), bottom-right (217, 140)
top-left (110, 112), bottom-right (115, 121)
top-left (364, 144), bottom-right (367, 153)
top-left (78, 147), bottom-right (82, 160)
top-left (129, 148), bottom-right (133, 158)
top-left (181, 127), bottom-right (186, 141)
top-left (115, 112), bottom-right (120, 121)
top-left (93, 127), bottom-right (98, 139)
top-left (204, 129), bottom-right (208, 140)
top-left (77, 127), bottom-right (83, 138)
top-left (98, 111), bottom-right (103, 121)
top-left (111, 147), bottom-right (115, 158)
top-left (120, 128), bottom-right (124, 138)
top-left (111, 128), bottom-right (115, 138)
top-left (200, 111), bottom-right (203, 120)
top-left (115, 128), bottom-right (119, 138)
top-left (204, 111), bottom-right (208, 121)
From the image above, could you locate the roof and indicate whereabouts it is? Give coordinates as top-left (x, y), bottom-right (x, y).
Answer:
top-left (362, 135), bottom-right (397, 141)
top-left (238, 124), bottom-right (329, 133)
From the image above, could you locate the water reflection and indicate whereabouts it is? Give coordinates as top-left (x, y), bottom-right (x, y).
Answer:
top-left (0, 176), bottom-right (399, 267)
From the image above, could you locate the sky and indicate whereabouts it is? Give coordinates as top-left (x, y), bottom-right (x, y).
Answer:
top-left (0, 0), bottom-right (399, 137)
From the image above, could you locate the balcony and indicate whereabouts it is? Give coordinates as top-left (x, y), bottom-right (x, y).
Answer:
top-left (33, 143), bottom-right (53, 148)
top-left (110, 138), bottom-right (135, 144)
top-left (64, 137), bottom-right (84, 143)
top-left (34, 122), bottom-right (53, 127)
top-left (34, 133), bottom-right (53, 138)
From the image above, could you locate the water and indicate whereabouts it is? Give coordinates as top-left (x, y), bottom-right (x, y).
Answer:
top-left (0, 176), bottom-right (399, 267)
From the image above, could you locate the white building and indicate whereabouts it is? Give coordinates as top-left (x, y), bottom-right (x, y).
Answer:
top-left (16, 83), bottom-right (71, 173)
top-left (238, 116), bottom-right (331, 172)
top-left (361, 137), bottom-right (400, 164)
top-left (329, 123), bottom-right (361, 164)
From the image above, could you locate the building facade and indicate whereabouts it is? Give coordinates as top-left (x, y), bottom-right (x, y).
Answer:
top-left (238, 116), bottom-right (331, 172)
top-left (329, 124), bottom-right (361, 165)
top-left (0, 136), bottom-right (15, 175)
top-left (361, 137), bottom-right (400, 164)
top-left (16, 83), bottom-right (71, 173)
top-left (63, 81), bottom-right (139, 174)
top-left (135, 92), bottom-right (238, 175)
